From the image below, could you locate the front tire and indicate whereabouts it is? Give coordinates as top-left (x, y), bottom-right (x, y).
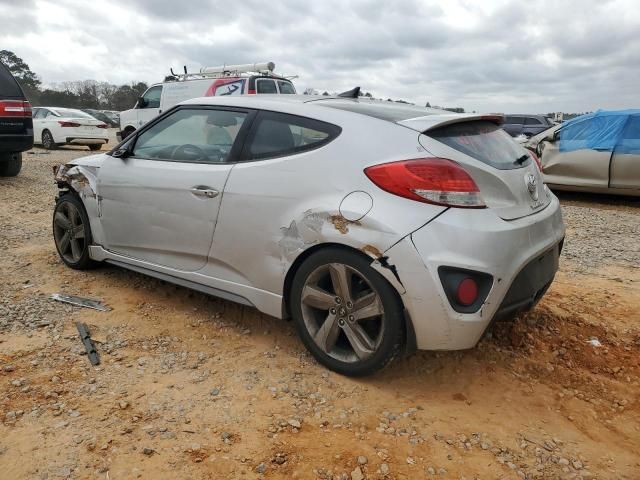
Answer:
top-left (42, 130), bottom-right (58, 150)
top-left (53, 194), bottom-right (97, 270)
top-left (290, 247), bottom-right (404, 376)
top-left (0, 152), bottom-right (22, 176)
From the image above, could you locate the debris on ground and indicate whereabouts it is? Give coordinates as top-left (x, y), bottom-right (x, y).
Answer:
top-left (50, 293), bottom-right (111, 312)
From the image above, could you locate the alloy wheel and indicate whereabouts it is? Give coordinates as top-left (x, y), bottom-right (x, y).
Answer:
top-left (300, 263), bottom-right (385, 363)
top-left (43, 131), bottom-right (54, 149)
top-left (53, 201), bottom-right (86, 263)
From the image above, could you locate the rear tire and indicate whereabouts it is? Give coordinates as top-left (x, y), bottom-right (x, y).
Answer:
top-left (0, 152), bottom-right (22, 177)
top-left (88, 144), bottom-right (102, 151)
top-left (53, 194), bottom-right (98, 270)
top-left (42, 130), bottom-right (58, 150)
top-left (290, 247), bottom-right (404, 376)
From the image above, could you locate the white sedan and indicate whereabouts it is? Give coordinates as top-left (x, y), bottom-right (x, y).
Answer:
top-left (52, 95), bottom-right (565, 376)
top-left (33, 107), bottom-right (109, 151)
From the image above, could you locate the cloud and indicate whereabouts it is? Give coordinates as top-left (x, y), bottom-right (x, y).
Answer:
top-left (0, 0), bottom-right (638, 113)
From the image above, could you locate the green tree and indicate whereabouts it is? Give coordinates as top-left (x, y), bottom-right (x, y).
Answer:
top-left (0, 50), bottom-right (41, 101)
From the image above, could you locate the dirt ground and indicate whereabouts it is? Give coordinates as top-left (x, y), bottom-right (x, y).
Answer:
top-left (1, 136), bottom-right (639, 480)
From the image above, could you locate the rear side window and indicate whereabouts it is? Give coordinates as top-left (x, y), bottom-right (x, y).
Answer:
top-left (619, 116), bottom-right (640, 154)
top-left (245, 111), bottom-right (341, 160)
top-left (0, 63), bottom-right (23, 97)
top-left (256, 79), bottom-right (277, 94)
top-left (277, 80), bottom-right (296, 94)
top-left (428, 120), bottom-right (530, 170)
top-left (524, 117), bottom-right (542, 125)
top-left (505, 116), bottom-right (524, 124)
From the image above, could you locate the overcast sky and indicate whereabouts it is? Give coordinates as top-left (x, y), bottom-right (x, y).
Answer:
top-left (1, 0), bottom-right (638, 113)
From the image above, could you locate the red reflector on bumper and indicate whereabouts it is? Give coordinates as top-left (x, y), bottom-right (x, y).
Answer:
top-left (456, 278), bottom-right (479, 306)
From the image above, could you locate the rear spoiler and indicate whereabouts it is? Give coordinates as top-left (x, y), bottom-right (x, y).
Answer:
top-left (397, 113), bottom-right (504, 133)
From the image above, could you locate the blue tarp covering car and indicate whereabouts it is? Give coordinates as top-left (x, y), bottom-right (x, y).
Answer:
top-left (560, 109), bottom-right (640, 154)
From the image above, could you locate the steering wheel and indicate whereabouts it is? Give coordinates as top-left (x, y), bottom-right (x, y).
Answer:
top-left (171, 144), bottom-right (207, 161)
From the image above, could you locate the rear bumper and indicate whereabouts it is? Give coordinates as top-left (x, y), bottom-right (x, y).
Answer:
top-left (386, 195), bottom-right (565, 350)
top-left (0, 133), bottom-right (33, 153)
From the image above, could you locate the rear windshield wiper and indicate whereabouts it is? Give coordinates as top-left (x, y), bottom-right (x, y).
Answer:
top-left (514, 154), bottom-right (529, 165)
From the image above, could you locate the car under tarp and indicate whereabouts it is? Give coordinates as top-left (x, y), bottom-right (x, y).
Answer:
top-left (559, 109), bottom-right (640, 153)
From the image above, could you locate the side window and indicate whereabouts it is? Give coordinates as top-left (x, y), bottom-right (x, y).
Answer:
top-left (245, 111), bottom-right (341, 160)
top-left (619, 116), bottom-right (640, 154)
top-left (133, 108), bottom-right (248, 163)
top-left (277, 81), bottom-right (296, 94)
top-left (256, 79), bottom-right (277, 94)
top-left (524, 117), bottom-right (542, 125)
top-left (140, 86), bottom-right (162, 109)
top-left (560, 119), bottom-right (594, 142)
top-left (33, 108), bottom-right (46, 119)
top-left (509, 116), bottom-right (524, 124)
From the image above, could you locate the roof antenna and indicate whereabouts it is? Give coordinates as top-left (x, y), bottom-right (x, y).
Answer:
top-left (338, 86), bottom-right (361, 98)
top-left (183, 65), bottom-right (187, 74)
top-left (170, 68), bottom-right (177, 76)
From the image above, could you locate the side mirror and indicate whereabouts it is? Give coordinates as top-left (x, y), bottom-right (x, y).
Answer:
top-left (111, 147), bottom-right (131, 159)
top-left (136, 96), bottom-right (148, 108)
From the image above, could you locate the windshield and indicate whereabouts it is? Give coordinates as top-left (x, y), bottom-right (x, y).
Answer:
top-left (52, 108), bottom-right (94, 118)
top-left (428, 120), bottom-right (531, 170)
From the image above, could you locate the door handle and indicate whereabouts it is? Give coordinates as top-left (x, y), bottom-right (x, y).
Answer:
top-left (190, 187), bottom-right (219, 198)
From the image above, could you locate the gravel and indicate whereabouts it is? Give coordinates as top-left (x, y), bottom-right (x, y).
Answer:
top-left (558, 193), bottom-right (640, 272)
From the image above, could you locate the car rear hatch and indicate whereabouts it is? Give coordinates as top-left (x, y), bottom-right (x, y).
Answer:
top-left (0, 64), bottom-right (32, 144)
top-left (400, 114), bottom-right (550, 220)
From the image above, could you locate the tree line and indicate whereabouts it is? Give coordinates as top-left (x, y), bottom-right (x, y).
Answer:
top-left (1, 50), bottom-right (148, 111)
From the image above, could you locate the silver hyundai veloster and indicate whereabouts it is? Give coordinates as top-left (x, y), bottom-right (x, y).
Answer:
top-left (52, 95), bottom-right (565, 376)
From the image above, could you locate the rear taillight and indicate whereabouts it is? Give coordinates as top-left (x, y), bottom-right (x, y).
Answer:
top-left (58, 121), bottom-right (81, 127)
top-left (97, 123), bottom-right (108, 129)
top-left (364, 158), bottom-right (485, 208)
top-left (0, 100), bottom-right (32, 117)
top-left (528, 150), bottom-right (543, 171)
top-left (247, 89), bottom-right (256, 94)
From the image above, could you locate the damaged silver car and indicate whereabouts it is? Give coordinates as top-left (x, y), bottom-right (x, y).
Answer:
top-left (53, 95), bottom-right (565, 376)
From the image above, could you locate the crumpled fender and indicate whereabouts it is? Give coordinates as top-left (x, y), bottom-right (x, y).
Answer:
top-left (53, 161), bottom-right (105, 245)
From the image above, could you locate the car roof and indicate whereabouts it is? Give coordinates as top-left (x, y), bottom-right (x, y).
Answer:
top-left (181, 95), bottom-right (446, 122)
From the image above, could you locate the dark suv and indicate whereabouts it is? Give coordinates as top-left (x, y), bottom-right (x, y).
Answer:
top-left (0, 61), bottom-right (33, 176)
top-left (503, 114), bottom-right (554, 138)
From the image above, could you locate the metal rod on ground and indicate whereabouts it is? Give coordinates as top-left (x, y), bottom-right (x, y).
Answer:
top-left (76, 322), bottom-right (100, 366)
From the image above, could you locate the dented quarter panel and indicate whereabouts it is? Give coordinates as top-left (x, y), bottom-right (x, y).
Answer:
top-left (205, 112), bottom-right (447, 310)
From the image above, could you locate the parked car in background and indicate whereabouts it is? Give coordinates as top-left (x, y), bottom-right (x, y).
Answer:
top-left (53, 95), bottom-right (564, 376)
top-left (0, 61), bottom-right (33, 176)
top-left (525, 109), bottom-right (640, 196)
top-left (33, 107), bottom-right (109, 150)
top-left (102, 110), bottom-right (120, 126)
top-left (118, 61), bottom-right (296, 140)
top-left (503, 114), bottom-right (555, 138)
top-left (82, 108), bottom-right (118, 128)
